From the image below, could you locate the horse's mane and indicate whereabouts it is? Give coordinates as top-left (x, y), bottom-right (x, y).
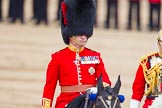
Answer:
top-left (66, 94), bottom-right (86, 108)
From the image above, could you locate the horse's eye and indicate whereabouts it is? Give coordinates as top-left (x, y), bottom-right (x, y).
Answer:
top-left (107, 96), bottom-right (112, 100)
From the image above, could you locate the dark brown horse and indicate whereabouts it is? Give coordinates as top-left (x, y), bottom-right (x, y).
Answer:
top-left (66, 75), bottom-right (122, 108)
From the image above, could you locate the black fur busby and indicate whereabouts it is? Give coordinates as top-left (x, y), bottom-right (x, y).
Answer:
top-left (60, 0), bottom-right (96, 44)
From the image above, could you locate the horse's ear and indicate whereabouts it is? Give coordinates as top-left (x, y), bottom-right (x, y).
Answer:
top-left (97, 74), bottom-right (104, 93)
top-left (113, 75), bottom-right (121, 95)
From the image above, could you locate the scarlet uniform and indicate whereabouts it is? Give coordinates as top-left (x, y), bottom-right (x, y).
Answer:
top-left (42, 0), bottom-right (110, 107)
top-left (149, 0), bottom-right (161, 3)
top-left (42, 46), bottom-right (111, 108)
top-left (131, 52), bottom-right (162, 108)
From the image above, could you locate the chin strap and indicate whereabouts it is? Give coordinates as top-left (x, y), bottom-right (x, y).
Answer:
top-left (70, 36), bottom-right (87, 46)
top-left (130, 99), bottom-right (140, 108)
top-left (42, 98), bottom-right (51, 108)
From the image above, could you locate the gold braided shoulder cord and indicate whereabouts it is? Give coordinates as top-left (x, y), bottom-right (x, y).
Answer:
top-left (140, 58), bottom-right (162, 96)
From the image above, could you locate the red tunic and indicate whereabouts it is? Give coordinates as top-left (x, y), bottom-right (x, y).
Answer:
top-left (148, 0), bottom-right (161, 4)
top-left (131, 52), bottom-right (160, 108)
top-left (42, 47), bottom-right (111, 108)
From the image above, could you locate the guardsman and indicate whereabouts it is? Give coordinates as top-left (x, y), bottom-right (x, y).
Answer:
top-left (42, 0), bottom-right (111, 108)
top-left (30, 0), bottom-right (39, 21)
top-left (18, 0), bottom-right (25, 23)
top-left (130, 30), bottom-right (162, 108)
top-left (104, 0), bottom-right (119, 29)
top-left (8, 0), bottom-right (14, 21)
top-left (94, 0), bottom-right (98, 27)
top-left (0, 0), bottom-right (2, 22)
top-left (36, 0), bottom-right (48, 25)
top-left (8, 0), bottom-right (24, 24)
top-left (55, 0), bottom-right (64, 22)
top-left (148, 0), bottom-right (161, 31)
top-left (127, 0), bottom-right (141, 30)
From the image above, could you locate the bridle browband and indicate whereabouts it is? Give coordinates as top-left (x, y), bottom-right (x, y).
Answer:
top-left (97, 96), bottom-right (118, 108)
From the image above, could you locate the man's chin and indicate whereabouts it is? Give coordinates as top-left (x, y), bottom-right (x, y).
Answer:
top-left (79, 42), bottom-right (86, 46)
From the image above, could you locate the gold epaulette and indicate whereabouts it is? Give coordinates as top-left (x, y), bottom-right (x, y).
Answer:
top-left (140, 52), bottom-right (157, 62)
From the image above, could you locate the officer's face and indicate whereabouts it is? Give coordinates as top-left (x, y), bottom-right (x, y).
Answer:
top-left (70, 35), bottom-right (88, 48)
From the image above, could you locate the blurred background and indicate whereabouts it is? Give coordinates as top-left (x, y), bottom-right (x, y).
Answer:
top-left (0, 0), bottom-right (161, 108)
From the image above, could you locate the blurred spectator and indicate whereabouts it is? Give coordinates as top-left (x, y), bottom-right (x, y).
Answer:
top-left (8, 0), bottom-right (25, 24)
top-left (0, 0), bottom-right (2, 22)
top-left (148, 0), bottom-right (161, 31)
top-left (104, 0), bottom-right (119, 29)
top-left (55, 0), bottom-right (63, 22)
top-left (127, 0), bottom-right (141, 31)
top-left (30, 0), bottom-right (39, 22)
top-left (36, 0), bottom-right (48, 25)
top-left (8, 0), bottom-right (13, 20)
top-left (95, 0), bottom-right (98, 27)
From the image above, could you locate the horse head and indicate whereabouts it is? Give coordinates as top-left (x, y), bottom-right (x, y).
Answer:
top-left (95, 75), bottom-right (121, 108)
top-left (66, 75), bottom-right (123, 108)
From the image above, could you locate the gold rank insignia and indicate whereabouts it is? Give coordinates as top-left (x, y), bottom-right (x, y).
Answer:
top-left (88, 67), bottom-right (95, 75)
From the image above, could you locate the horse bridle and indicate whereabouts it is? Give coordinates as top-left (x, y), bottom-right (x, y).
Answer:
top-left (97, 96), bottom-right (118, 108)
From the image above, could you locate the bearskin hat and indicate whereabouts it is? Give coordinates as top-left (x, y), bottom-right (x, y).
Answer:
top-left (60, 0), bottom-right (96, 44)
